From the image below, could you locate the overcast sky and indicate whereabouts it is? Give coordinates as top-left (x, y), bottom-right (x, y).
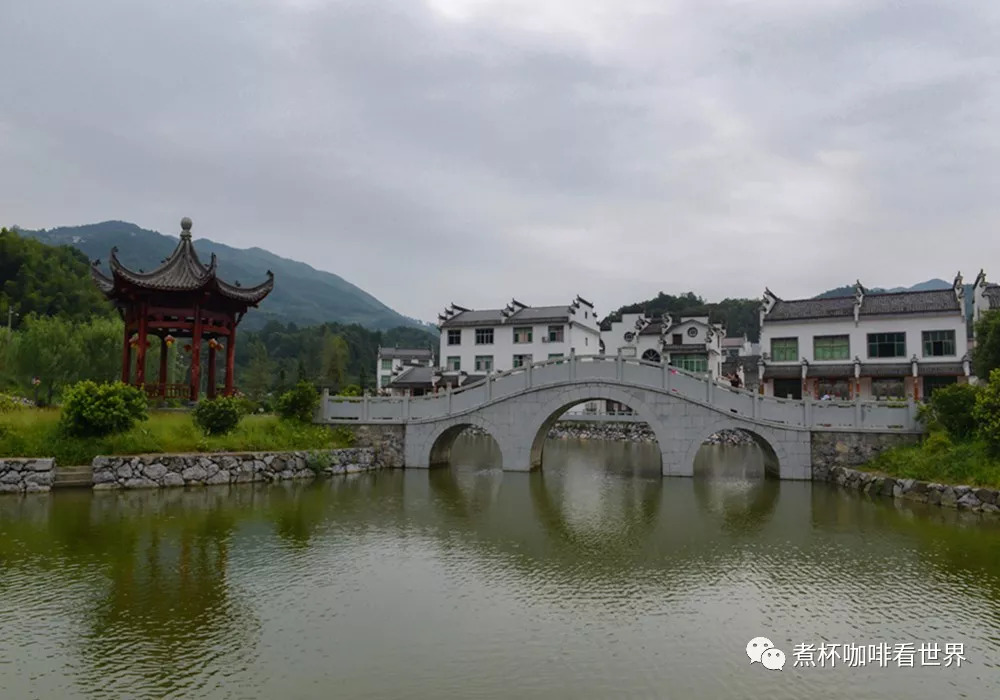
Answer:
top-left (3, 0), bottom-right (1000, 322)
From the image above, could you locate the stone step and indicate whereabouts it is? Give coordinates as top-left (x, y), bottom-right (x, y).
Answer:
top-left (53, 466), bottom-right (93, 489)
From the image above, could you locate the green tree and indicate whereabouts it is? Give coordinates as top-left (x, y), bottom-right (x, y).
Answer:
top-left (974, 369), bottom-right (1000, 455)
top-left (973, 310), bottom-right (1000, 379)
top-left (243, 339), bottom-right (272, 400)
top-left (13, 315), bottom-right (85, 404)
top-left (76, 316), bottom-right (124, 383)
top-left (320, 330), bottom-right (350, 391)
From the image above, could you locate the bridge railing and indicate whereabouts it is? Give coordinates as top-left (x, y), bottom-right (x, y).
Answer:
top-left (318, 353), bottom-right (918, 430)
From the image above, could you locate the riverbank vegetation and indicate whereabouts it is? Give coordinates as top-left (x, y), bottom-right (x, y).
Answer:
top-left (0, 394), bottom-right (350, 466)
top-left (864, 357), bottom-right (1000, 489)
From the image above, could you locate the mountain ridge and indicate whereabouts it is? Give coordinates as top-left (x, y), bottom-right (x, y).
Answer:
top-left (19, 221), bottom-right (435, 334)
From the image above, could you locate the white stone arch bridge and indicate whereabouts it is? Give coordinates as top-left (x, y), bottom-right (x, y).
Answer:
top-left (319, 354), bottom-right (922, 479)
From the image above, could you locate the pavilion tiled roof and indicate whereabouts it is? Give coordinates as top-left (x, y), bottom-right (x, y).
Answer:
top-left (91, 218), bottom-right (274, 306)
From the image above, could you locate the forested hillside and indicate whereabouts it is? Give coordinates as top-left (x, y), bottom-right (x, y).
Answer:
top-left (20, 220), bottom-right (435, 332)
top-left (602, 292), bottom-right (762, 342)
top-left (0, 227), bottom-right (437, 402)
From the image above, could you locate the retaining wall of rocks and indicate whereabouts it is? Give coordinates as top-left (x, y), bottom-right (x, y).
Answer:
top-left (0, 458), bottom-right (54, 494)
top-left (822, 466), bottom-right (1000, 514)
top-left (92, 448), bottom-right (379, 490)
top-left (341, 424), bottom-right (405, 468)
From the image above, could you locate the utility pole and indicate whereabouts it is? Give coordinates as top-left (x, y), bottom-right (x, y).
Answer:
top-left (6, 305), bottom-right (18, 330)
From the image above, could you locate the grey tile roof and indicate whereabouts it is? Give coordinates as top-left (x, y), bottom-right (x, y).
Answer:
top-left (440, 304), bottom-right (576, 328)
top-left (662, 344), bottom-right (707, 353)
top-left (807, 363), bottom-right (854, 378)
top-left (918, 362), bottom-right (966, 376)
top-left (388, 366), bottom-right (436, 388)
top-left (860, 363), bottom-right (912, 378)
top-left (762, 364), bottom-right (802, 379)
top-left (721, 337), bottom-right (746, 347)
top-left (379, 347), bottom-right (433, 360)
top-left (767, 289), bottom-right (961, 322)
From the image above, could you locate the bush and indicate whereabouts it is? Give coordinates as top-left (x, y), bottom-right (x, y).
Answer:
top-left (340, 384), bottom-right (362, 397)
top-left (60, 380), bottom-right (148, 437)
top-left (974, 369), bottom-right (1000, 455)
top-left (0, 393), bottom-right (30, 413)
top-left (276, 381), bottom-right (320, 423)
top-left (192, 396), bottom-right (244, 436)
top-left (922, 431), bottom-right (953, 455)
top-left (925, 383), bottom-right (979, 439)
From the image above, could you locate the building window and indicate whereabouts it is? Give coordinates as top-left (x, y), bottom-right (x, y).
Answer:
top-left (687, 327), bottom-right (698, 338)
top-left (813, 335), bottom-right (849, 361)
top-left (446, 356), bottom-right (461, 371)
top-left (670, 354), bottom-right (708, 372)
top-left (672, 333), bottom-right (682, 345)
top-left (641, 349), bottom-right (662, 363)
top-left (547, 325), bottom-right (564, 342)
top-left (475, 328), bottom-right (494, 345)
top-left (513, 354), bottom-right (532, 368)
top-left (513, 327), bottom-right (533, 344)
top-left (771, 338), bottom-right (799, 362)
top-left (871, 378), bottom-right (905, 400)
top-left (924, 376), bottom-right (958, 398)
top-left (584, 337), bottom-right (588, 346)
top-left (474, 355), bottom-right (493, 372)
top-left (547, 353), bottom-right (564, 364)
top-left (447, 330), bottom-right (461, 345)
top-left (380, 375), bottom-right (392, 387)
top-left (381, 359), bottom-right (392, 370)
top-left (867, 332), bottom-right (906, 358)
top-left (816, 379), bottom-right (849, 399)
top-left (922, 330), bottom-right (956, 357)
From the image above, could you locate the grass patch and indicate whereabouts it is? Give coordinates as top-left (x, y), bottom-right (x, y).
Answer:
top-left (0, 409), bottom-right (352, 465)
top-left (862, 433), bottom-right (1000, 489)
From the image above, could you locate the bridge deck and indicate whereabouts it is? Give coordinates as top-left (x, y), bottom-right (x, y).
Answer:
top-left (320, 355), bottom-right (919, 432)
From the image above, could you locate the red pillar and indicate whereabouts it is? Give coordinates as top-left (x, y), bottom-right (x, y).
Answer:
top-left (159, 336), bottom-right (168, 397)
top-left (207, 343), bottom-right (217, 399)
top-left (190, 305), bottom-right (202, 402)
top-left (135, 305), bottom-right (148, 389)
top-left (121, 324), bottom-right (132, 384)
top-left (225, 326), bottom-right (236, 396)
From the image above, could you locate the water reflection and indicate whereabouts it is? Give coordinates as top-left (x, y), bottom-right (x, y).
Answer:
top-left (0, 439), bottom-right (998, 699)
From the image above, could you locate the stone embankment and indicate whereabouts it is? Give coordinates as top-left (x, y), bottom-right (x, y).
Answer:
top-left (464, 422), bottom-right (755, 445)
top-left (0, 458), bottom-right (55, 493)
top-left (820, 465), bottom-right (1000, 514)
top-left (92, 448), bottom-right (378, 490)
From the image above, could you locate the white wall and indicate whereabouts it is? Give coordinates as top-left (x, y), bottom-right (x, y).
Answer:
top-left (439, 320), bottom-right (602, 373)
top-left (760, 313), bottom-right (969, 368)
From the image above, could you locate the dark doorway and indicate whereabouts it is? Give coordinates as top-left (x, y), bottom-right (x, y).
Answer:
top-left (772, 378), bottom-right (802, 400)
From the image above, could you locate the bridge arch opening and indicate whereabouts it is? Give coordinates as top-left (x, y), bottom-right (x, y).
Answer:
top-left (429, 424), bottom-right (502, 470)
top-left (692, 428), bottom-right (781, 480)
top-left (527, 396), bottom-right (663, 474)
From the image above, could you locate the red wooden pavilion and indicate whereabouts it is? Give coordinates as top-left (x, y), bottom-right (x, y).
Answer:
top-left (91, 217), bottom-right (274, 401)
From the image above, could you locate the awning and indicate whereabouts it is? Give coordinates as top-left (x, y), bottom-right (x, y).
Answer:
top-left (808, 363), bottom-right (854, 378)
top-left (762, 364), bottom-right (802, 379)
top-left (919, 362), bottom-right (966, 377)
top-left (860, 363), bottom-right (912, 378)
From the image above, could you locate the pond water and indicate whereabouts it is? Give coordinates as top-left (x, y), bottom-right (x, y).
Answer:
top-left (1, 436), bottom-right (999, 699)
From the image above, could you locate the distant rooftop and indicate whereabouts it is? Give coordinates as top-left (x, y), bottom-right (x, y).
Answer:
top-left (438, 296), bottom-right (594, 328)
top-left (766, 288), bottom-right (961, 322)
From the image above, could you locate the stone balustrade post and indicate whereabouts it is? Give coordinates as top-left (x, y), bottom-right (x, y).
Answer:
top-left (447, 384), bottom-right (453, 414)
top-left (526, 363), bottom-right (533, 389)
top-left (320, 388), bottom-right (330, 421)
top-left (362, 395), bottom-right (370, 421)
top-left (662, 362), bottom-right (669, 390)
top-left (752, 394), bottom-right (759, 420)
top-left (569, 348), bottom-right (576, 380)
top-left (616, 349), bottom-right (624, 381)
top-left (803, 395), bottom-right (812, 427)
top-left (402, 393), bottom-right (410, 421)
top-left (854, 396), bottom-right (862, 428)
top-left (706, 376), bottom-right (713, 404)
top-left (486, 374), bottom-right (492, 401)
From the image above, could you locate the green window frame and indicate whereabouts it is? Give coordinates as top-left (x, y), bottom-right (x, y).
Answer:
top-left (547, 325), bottom-right (564, 342)
top-left (381, 359), bottom-right (393, 370)
top-left (512, 353), bottom-right (533, 368)
top-left (446, 356), bottom-right (461, 371)
top-left (474, 355), bottom-right (493, 372)
top-left (670, 354), bottom-right (708, 372)
top-left (770, 337), bottom-right (799, 362)
top-left (513, 327), bottom-right (533, 344)
top-left (867, 332), bottom-right (906, 358)
top-left (922, 330), bottom-right (955, 357)
top-left (380, 375), bottom-right (392, 387)
top-left (813, 335), bottom-right (849, 361)
top-left (447, 330), bottom-right (461, 345)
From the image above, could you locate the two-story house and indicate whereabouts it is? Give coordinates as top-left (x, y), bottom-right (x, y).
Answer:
top-left (437, 296), bottom-right (600, 374)
top-left (376, 346), bottom-right (435, 393)
top-left (759, 276), bottom-right (971, 401)
top-left (600, 313), bottom-right (726, 379)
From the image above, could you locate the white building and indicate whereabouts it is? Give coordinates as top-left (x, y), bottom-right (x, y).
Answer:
top-left (722, 334), bottom-right (753, 359)
top-left (759, 277), bottom-right (971, 401)
top-left (376, 346), bottom-right (435, 392)
top-left (973, 270), bottom-right (1000, 329)
top-left (437, 296), bottom-right (600, 374)
top-left (600, 312), bottom-right (726, 379)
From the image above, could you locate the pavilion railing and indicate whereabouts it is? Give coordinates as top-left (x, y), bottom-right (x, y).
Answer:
top-left (142, 383), bottom-right (190, 399)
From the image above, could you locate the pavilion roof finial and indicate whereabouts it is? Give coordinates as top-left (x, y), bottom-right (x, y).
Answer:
top-left (180, 216), bottom-right (193, 239)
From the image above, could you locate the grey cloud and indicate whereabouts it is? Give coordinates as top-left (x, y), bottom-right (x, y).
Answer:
top-left (2, 0), bottom-right (1000, 320)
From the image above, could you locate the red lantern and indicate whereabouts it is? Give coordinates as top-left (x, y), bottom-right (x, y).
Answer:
top-left (208, 338), bottom-right (219, 350)
top-left (165, 334), bottom-right (176, 348)
top-left (129, 332), bottom-right (139, 347)
top-left (183, 343), bottom-right (192, 352)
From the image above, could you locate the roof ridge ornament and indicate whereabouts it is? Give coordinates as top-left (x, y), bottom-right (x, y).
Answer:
top-left (180, 216), bottom-right (193, 240)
